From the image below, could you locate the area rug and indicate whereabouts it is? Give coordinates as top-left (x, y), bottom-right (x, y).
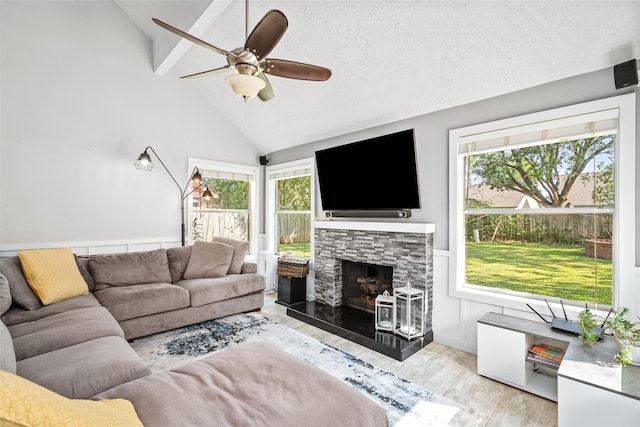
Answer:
top-left (129, 312), bottom-right (460, 426)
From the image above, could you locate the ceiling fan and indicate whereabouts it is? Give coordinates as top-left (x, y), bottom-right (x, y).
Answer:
top-left (152, 2), bottom-right (332, 101)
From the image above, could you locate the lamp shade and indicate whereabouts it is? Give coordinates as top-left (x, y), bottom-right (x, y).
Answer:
top-left (202, 188), bottom-right (214, 200)
top-left (225, 73), bottom-right (266, 99)
top-left (134, 150), bottom-right (153, 171)
top-left (191, 169), bottom-right (202, 185)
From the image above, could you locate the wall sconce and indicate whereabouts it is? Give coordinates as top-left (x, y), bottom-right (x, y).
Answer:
top-left (134, 146), bottom-right (213, 246)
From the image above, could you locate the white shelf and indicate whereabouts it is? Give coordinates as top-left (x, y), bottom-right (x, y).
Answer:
top-left (478, 320), bottom-right (565, 402)
top-left (313, 220), bottom-right (435, 234)
top-left (479, 312), bottom-right (640, 426)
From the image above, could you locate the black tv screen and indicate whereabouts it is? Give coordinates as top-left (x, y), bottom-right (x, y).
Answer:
top-left (315, 129), bottom-right (420, 211)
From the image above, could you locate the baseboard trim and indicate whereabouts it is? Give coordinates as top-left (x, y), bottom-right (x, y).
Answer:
top-left (433, 332), bottom-right (477, 355)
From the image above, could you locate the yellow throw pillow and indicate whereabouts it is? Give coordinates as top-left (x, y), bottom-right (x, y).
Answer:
top-left (17, 248), bottom-right (89, 305)
top-left (0, 371), bottom-right (143, 427)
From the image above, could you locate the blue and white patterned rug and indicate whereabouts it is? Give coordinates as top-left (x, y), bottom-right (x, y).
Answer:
top-left (129, 312), bottom-right (460, 426)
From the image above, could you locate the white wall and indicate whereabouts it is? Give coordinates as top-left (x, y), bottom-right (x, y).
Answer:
top-left (0, 1), bottom-right (261, 250)
top-left (267, 67), bottom-right (640, 353)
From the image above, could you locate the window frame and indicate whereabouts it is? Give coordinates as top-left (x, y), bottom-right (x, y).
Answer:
top-left (448, 94), bottom-right (636, 315)
top-left (187, 158), bottom-right (260, 256)
top-left (265, 157), bottom-right (315, 255)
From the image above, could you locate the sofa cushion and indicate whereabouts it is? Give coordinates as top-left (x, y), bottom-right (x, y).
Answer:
top-left (0, 321), bottom-right (16, 374)
top-left (90, 249), bottom-right (172, 291)
top-left (8, 306), bottom-right (124, 360)
top-left (183, 241), bottom-right (235, 279)
top-left (0, 256), bottom-right (42, 311)
top-left (93, 283), bottom-right (190, 321)
top-left (18, 248), bottom-right (89, 305)
top-left (94, 341), bottom-right (389, 427)
top-left (75, 255), bottom-right (96, 291)
top-left (166, 245), bottom-right (192, 283)
top-left (0, 273), bottom-right (11, 315)
top-left (0, 370), bottom-right (143, 427)
top-left (212, 236), bottom-right (249, 274)
top-left (241, 261), bottom-right (258, 274)
top-left (177, 274), bottom-right (265, 307)
top-left (17, 336), bottom-right (151, 399)
top-left (0, 293), bottom-right (101, 327)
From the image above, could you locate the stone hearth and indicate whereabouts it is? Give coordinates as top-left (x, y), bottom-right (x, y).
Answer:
top-left (287, 221), bottom-right (435, 361)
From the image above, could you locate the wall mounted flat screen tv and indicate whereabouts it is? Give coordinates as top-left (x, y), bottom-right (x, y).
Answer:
top-left (315, 129), bottom-right (420, 211)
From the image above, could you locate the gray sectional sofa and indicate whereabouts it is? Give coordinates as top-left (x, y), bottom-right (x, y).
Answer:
top-left (0, 243), bottom-right (389, 426)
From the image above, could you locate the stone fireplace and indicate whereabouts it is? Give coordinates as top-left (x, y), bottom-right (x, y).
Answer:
top-left (286, 221), bottom-right (435, 360)
top-left (313, 221), bottom-right (434, 333)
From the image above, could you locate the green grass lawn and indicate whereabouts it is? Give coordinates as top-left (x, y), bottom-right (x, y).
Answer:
top-left (466, 241), bottom-right (612, 305)
top-left (278, 242), bottom-right (311, 258)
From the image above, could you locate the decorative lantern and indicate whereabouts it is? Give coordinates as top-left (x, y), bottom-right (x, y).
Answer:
top-left (375, 290), bottom-right (394, 331)
top-left (393, 282), bottom-right (424, 340)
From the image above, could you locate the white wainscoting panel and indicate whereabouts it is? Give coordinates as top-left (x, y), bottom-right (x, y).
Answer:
top-left (0, 238), bottom-right (181, 257)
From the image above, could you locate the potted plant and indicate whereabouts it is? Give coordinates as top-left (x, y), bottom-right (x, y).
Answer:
top-left (578, 306), bottom-right (640, 366)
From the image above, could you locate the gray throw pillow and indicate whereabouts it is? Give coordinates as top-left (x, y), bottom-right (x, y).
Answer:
top-left (90, 249), bottom-right (172, 291)
top-left (0, 257), bottom-right (42, 311)
top-left (0, 273), bottom-right (11, 315)
top-left (183, 241), bottom-right (235, 279)
top-left (211, 237), bottom-right (249, 274)
top-left (167, 246), bottom-right (192, 283)
top-left (0, 320), bottom-right (16, 374)
top-left (74, 255), bottom-right (96, 291)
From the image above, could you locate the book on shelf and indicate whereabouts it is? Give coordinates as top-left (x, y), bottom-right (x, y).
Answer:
top-left (526, 353), bottom-right (560, 369)
top-left (527, 343), bottom-right (566, 366)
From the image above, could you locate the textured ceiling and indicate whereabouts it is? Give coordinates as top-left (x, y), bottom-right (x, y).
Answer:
top-left (116, 1), bottom-right (640, 154)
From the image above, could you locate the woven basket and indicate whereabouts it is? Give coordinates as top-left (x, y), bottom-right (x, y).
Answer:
top-left (277, 260), bottom-right (310, 278)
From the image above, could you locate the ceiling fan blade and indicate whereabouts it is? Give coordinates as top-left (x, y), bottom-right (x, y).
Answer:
top-left (180, 65), bottom-right (232, 80)
top-left (257, 73), bottom-right (274, 102)
top-left (264, 59), bottom-right (332, 81)
top-left (244, 10), bottom-right (288, 60)
top-left (152, 18), bottom-right (234, 57)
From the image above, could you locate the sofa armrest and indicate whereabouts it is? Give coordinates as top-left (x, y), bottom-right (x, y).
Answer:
top-left (240, 262), bottom-right (257, 274)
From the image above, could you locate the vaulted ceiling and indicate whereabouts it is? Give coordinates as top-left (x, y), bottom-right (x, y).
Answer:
top-left (115, 1), bottom-right (640, 154)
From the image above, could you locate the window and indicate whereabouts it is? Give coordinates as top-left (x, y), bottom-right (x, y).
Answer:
top-left (188, 158), bottom-right (259, 255)
top-left (449, 94), bottom-right (635, 311)
top-left (266, 159), bottom-right (313, 258)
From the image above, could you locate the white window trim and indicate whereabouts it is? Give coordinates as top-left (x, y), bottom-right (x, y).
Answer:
top-left (448, 93), bottom-right (636, 317)
top-left (187, 158), bottom-right (260, 256)
top-left (265, 157), bottom-right (315, 255)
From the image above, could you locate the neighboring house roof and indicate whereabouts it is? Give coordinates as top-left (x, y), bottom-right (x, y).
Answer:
top-left (467, 174), bottom-right (602, 208)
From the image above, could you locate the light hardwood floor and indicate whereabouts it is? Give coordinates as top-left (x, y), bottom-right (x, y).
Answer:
top-left (261, 292), bottom-right (557, 426)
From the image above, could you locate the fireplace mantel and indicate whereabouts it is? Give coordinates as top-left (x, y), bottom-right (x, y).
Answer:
top-left (313, 220), bottom-right (435, 234)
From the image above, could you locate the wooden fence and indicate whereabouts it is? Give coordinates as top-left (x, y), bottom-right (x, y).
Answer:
top-left (193, 211), bottom-right (311, 245)
top-left (194, 210), bottom-right (248, 242)
top-left (466, 213), bottom-right (613, 244)
top-left (277, 212), bottom-right (311, 244)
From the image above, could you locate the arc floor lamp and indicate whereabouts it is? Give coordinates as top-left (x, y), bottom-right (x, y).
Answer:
top-left (134, 146), bottom-right (213, 246)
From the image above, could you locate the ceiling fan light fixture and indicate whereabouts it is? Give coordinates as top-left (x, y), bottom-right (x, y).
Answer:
top-left (225, 73), bottom-right (266, 100)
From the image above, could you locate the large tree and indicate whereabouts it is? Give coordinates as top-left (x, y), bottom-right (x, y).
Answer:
top-left (205, 178), bottom-right (249, 209)
top-left (471, 136), bottom-right (614, 207)
top-left (277, 176), bottom-right (311, 210)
